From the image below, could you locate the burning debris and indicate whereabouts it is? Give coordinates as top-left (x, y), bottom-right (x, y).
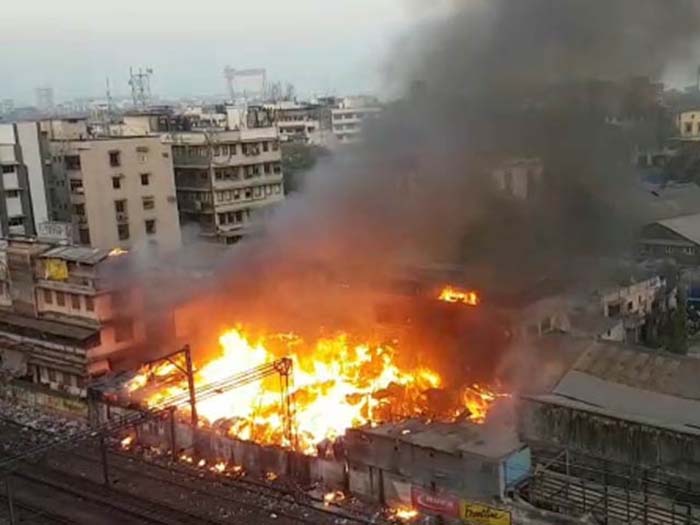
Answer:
top-left (387, 506), bottom-right (418, 523)
top-left (124, 327), bottom-right (508, 455)
top-left (438, 286), bottom-right (480, 306)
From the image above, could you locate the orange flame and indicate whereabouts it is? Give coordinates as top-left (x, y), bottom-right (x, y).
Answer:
top-left (108, 247), bottom-right (128, 257)
top-left (389, 506), bottom-right (419, 521)
top-left (438, 286), bottom-right (480, 306)
top-left (127, 327), bottom-right (505, 454)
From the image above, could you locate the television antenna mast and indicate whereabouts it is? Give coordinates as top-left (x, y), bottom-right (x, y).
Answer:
top-left (128, 67), bottom-right (153, 108)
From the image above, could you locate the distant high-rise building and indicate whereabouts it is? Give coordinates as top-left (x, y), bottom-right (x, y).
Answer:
top-left (0, 99), bottom-right (15, 116)
top-left (35, 87), bottom-right (54, 113)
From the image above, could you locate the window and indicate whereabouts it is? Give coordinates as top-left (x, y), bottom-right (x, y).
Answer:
top-left (263, 141), bottom-right (269, 152)
top-left (118, 223), bottom-right (130, 240)
top-left (56, 292), bottom-right (65, 307)
top-left (85, 296), bottom-right (94, 311)
top-left (273, 163), bottom-right (281, 174)
top-left (272, 141), bottom-right (279, 151)
top-left (43, 289), bottom-right (53, 304)
top-left (230, 144), bottom-right (237, 155)
top-left (6, 190), bottom-right (19, 198)
top-left (71, 294), bottom-right (81, 309)
top-left (140, 173), bottom-right (150, 186)
top-left (8, 217), bottom-right (23, 226)
top-left (273, 184), bottom-right (281, 194)
top-left (64, 155), bottom-right (81, 170)
top-left (114, 200), bottom-right (126, 213)
top-left (142, 196), bottom-right (155, 210)
top-left (112, 176), bottom-right (121, 189)
top-left (264, 163), bottom-right (271, 174)
top-left (109, 150), bottom-right (121, 167)
top-left (244, 189), bottom-right (252, 199)
top-left (1, 165), bottom-right (14, 174)
top-left (686, 122), bottom-right (693, 134)
top-left (145, 219), bottom-right (156, 235)
top-left (73, 203), bottom-right (85, 216)
top-left (70, 179), bottom-right (83, 192)
top-left (79, 228), bottom-right (90, 245)
top-left (114, 319), bottom-right (134, 343)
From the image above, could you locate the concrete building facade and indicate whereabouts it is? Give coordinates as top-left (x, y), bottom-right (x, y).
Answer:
top-left (331, 96), bottom-right (382, 145)
top-left (170, 127), bottom-right (284, 244)
top-left (0, 122), bottom-right (51, 237)
top-left (0, 239), bottom-right (145, 404)
top-left (43, 118), bottom-right (182, 251)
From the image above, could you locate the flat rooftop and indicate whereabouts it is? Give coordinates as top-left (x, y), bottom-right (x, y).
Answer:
top-left (354, 418), bottom-right (523, 460)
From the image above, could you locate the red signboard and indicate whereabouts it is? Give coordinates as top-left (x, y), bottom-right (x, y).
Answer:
top-left (410, 486), bottom-right (461, 518)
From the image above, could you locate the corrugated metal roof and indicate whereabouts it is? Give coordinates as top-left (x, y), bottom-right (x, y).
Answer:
top-left (646, 184), bottom-right (700, 221)
top-left (39, 246), bottom-right (110, 264)
top-left (656, 213), bottom-right (700, 246)
top-left (357, 419), bottom-right (523, 459)
top-left (526, 342), bottom-right (700, 436)
top-left (570, 342), bottom-right (700, 399)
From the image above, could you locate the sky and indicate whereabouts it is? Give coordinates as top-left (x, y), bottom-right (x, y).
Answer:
top-left (0, 0), bottom-right (432, 105)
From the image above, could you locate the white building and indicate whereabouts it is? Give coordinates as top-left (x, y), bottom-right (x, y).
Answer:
top-left (42, 118), bottom-right (182, 252)
top-left (0, 122), bottom-right (51, 236)
top-left (330, 96), bottom-right (382, 145)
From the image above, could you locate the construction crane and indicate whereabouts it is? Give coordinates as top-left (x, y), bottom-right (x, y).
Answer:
top-left (223, 67), bottom-right (267, 103)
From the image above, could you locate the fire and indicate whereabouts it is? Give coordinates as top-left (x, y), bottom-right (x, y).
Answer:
top-left (210, 462), bottom-right (226, 474)
top-left (438, 286), bottom-right (479, 306)
top-left (462, 384), bottom-right (510, 424)
top-left (388, 506), bottom-right (419, 522)
top-left (127, 327), bottom-right (505, 454)
top-left (108, 247), bottom-right (128, 257)
top-left (323, 490), bottom-right (345, 506)
top-left (120, 435), bottom-right (134, 449)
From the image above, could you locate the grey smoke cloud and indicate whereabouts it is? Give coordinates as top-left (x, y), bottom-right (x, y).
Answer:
top-left (147, 1), bottom-right (700, 369)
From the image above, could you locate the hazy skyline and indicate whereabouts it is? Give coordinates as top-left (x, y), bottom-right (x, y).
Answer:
top-left (0, 0), bottom-right (433, 104)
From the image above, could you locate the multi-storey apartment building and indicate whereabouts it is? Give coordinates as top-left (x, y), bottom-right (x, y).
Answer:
top-left (330, 96), bottom-right (382, 145)
top-left (0, 238), bottom-right (144, 409)
top-left (171, 127), bottom-right (285, 244)
top-left (0, 122), bottom-right (51, 237)
top-left (42, 118), bottom-right (182, 251)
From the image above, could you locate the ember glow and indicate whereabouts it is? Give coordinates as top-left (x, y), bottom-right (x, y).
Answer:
top-left (127, 327), bottom-right (505, 455)
top-left (438, 286), bottom-right (480, 306)
top-left (388, 506), bottom-right (419, 522)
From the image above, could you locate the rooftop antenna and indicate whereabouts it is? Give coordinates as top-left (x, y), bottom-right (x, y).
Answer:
top-left (128, 67), bottom-right (153, 108)
top-left (106, 77), bottom-right (113, 113)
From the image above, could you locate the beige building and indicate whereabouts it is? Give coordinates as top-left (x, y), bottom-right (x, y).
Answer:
top-left (170, 127), bottom-right (285, 244)
top-left (43, 118), bottom-right (182, 251)
top-left (677, 109), bottom-right (700, 139)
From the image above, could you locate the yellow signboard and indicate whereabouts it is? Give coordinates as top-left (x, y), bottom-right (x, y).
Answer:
top-left (44, 258), bottom-right (68, 281)
top-left (460, 501), bottom-right (511, 525)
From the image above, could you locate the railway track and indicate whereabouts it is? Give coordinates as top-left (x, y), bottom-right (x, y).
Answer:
top-left (0, 418), bottom-right (383, 525)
